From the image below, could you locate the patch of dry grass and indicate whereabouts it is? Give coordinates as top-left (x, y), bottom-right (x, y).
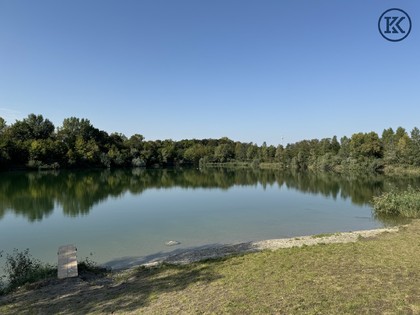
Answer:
top-left (1, 221), bottom-right (419, 314)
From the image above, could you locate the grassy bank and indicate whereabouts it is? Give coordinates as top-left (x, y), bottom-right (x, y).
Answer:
top-left (205, 162), bottom-right (420, 177)
top-left (258, 162), bottom-right (284, 169)
top-left (1, 221), bottom-right (419, 314)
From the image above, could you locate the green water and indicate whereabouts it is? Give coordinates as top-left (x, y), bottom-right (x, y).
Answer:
top-left (0, 168), bottom-right (418, 269)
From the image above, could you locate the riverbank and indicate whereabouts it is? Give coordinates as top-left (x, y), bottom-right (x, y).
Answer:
top-left (1, 221), bottom-right (419, 314)
top-left (210, 162), bottom-right (420, 177)
top-left (137, 226), bottom-right (401, 266)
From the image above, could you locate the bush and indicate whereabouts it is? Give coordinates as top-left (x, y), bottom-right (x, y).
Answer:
top-left (1, 249), bottom-right (56, 293)
top-left (132, 157), bottom-right (146, 167)
top-left (78, 256), bottom-right (108, 276)
top-left (372, 187), bottom-right (420, 218)
top-left (251, 159), bottom-right (260, 168)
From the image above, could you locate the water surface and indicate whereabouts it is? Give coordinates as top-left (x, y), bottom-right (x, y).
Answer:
top-left (0, 168), bottom-right (418, 269)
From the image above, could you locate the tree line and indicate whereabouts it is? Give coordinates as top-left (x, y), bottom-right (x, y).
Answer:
top-left (0, 114), bottom-right (419, 172)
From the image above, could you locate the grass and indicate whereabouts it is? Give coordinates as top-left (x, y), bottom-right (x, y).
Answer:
top-left (311, 232), bottom-right (341, 238)
top-left (1, 220), bottom-right (419, 314)
top-left (373, 186), bottom-right (420, 218)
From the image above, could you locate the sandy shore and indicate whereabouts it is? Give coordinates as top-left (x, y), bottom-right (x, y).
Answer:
top-left (138, 226), bottom-right (401, 267)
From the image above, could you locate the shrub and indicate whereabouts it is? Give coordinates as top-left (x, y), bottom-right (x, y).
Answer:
top-left (1, 249), bottom-right (56, 293)
top-left (132, 157), bottom-right (146, 167)
top-left (251, 159), bottom-right (260, 168)
top-left (78, 256), bottom-right (108, 276)
top-left (372, 187), bottom-right (420, 218)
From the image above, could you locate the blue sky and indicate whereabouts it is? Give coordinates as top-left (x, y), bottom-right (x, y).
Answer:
top-left (0, 0), bottom-right (419, 145)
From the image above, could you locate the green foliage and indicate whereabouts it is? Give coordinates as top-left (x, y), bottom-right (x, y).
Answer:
top-left (214, 143), bottom-right (234, 163)
top-left (184, 144), bottom-right (209, 164)
top-left (0, 117), bottom-right (6, 134)
top-left (372, 187), bottom-right (420, 218)
top-left (350, 132), bottom-right (382, 159)
top-left (78, 256), bottom-right (108, 276)
top-left (0, 249), bottom-right (106, 295)
top-left (7, 114), bottom-right (54, 141)
top-left (251, 159), bottom-right (260, 168)
top-left (410, 127), bottom-right (420, 166)
top-left (1, 249), bottom-right (56, 293)
top-left (1, 113), bottom-right (420, 174)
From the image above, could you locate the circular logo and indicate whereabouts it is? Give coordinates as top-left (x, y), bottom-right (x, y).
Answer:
top-left (378, 8), bottom-right (412, 42)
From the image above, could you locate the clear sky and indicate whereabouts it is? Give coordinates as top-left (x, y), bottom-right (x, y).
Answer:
top-left (0, 0), bottom-right (419, 145)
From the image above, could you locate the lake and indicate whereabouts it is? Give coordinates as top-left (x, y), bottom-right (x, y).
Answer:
top-left (0, 168), bottom-right (417, 270)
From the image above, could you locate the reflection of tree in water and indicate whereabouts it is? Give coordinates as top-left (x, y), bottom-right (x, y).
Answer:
top-left (0, 172), bottom-right (56, 221)
top-left (1, 169), bottom-right (420, 222)
top-left (280, 171), bottom-right (384, 206)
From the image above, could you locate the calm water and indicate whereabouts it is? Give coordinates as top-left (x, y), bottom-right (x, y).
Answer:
top-left (0, 168), bottom-right (418, 269)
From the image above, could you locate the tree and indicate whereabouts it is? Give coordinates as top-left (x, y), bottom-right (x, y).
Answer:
top-left (24, 114), bottom-right (54, 139)
top-left (382, 128), bottom-right (396, 164)
top-left (350, 132), bottom-right (382, 158)
top-left (107, 144), bottom-right (125, 166)
top-left (267, 145), bottom-right (276, 162)
top-left (396, 133), bottom-right (411, 164)
top-left (75, 137), bottom-right (100, 165)
top-left (246, 144), bottom-right (259, 160)
top-left (57, 117), bottom-right (95, 147)
top-left (0, 117), bottom-right (6, 134)
top-left (141, 141), bottom-right (159, 166)
top-left (8, 114), bottom-right (54, 141)
top-left (261, 142), bottom-right (268, 162)
top-left (409, 127), bottom-right (420, 166)
top-left (160, 140), bottom-right (175, 165)
top-left (275, 145), bottom-right (285, 164)
top-left (109, 132), bottom-right (127, 148)
top-left (214, 144), bottom-right (234, 163)
top-left (395, 127), bottom-right (407, 142)
top-left (234, 142), bottom-right (247, 161)
top-left (338, 136), bottom-right (350, 159)
top-left (331, 136), bottom-right (340, 154)
top-left (126, 134), bottom-right (144, 150)
top-left (183, 144), bottom-right (207, 164)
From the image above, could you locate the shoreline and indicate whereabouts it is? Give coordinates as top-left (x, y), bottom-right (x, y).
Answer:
top-left (114, 225), bottom-right (401, 270)
top-left (1, 222), bottom-right (416, 314)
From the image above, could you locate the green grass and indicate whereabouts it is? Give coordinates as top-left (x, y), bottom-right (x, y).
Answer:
top-left (1, 220), bottom-right (419, 314)
top-left (373, 187), bottom-right (420, 218)
top-left (311, 232), bottom-right (341, 238)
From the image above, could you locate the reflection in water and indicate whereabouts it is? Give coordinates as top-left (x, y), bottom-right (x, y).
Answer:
top-left (1, 168), bottom-right (420, 223)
